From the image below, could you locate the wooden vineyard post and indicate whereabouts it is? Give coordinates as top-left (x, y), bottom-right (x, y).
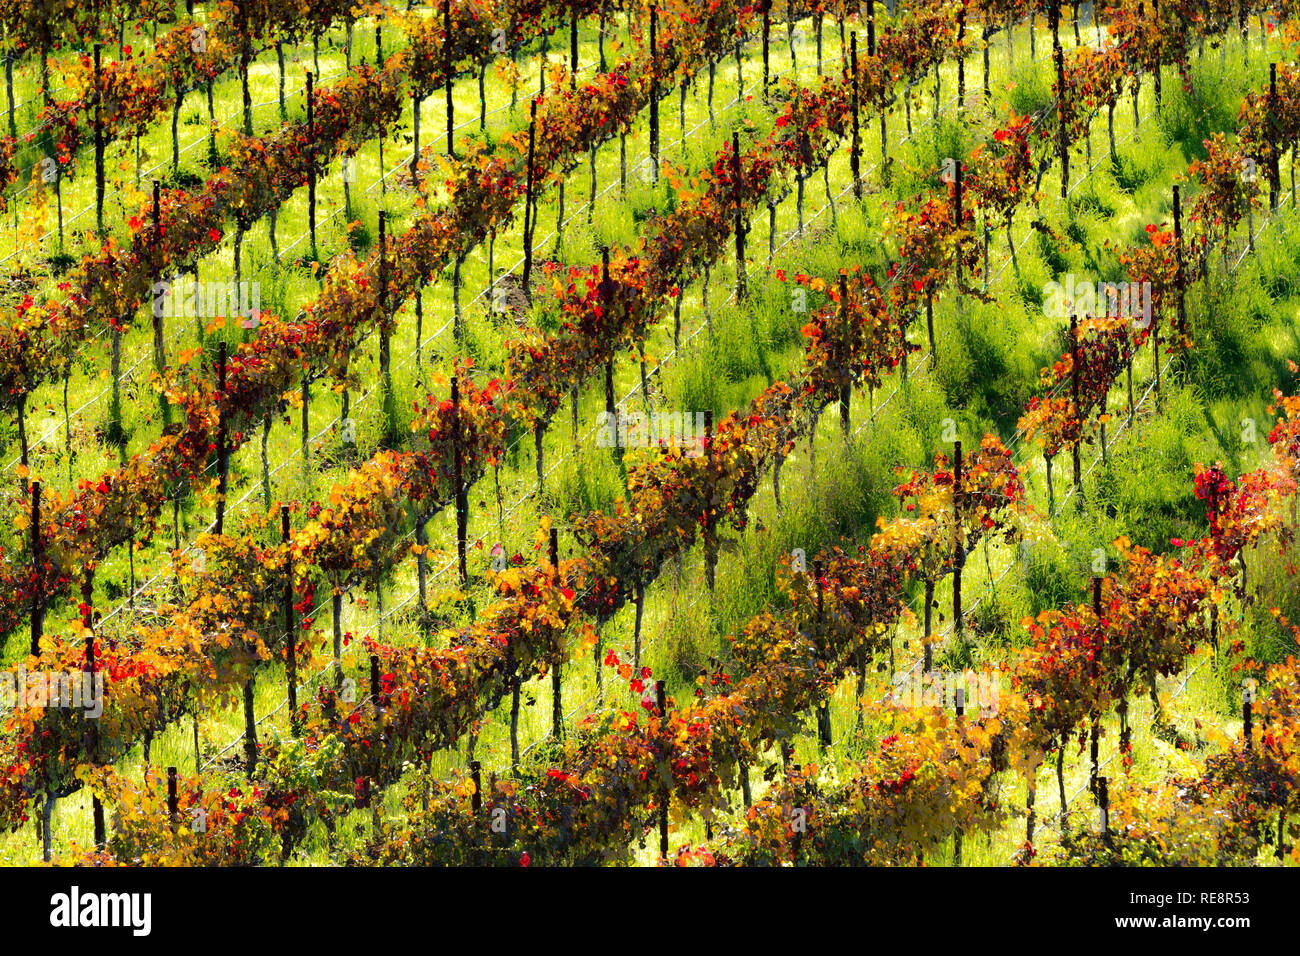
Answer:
top-left (277, 38), bottom-right (287, 120)
top-left (411, 90), bottom-right (421, 189)
top-left (954, 157), bottom-right (964, 299)
top-left (790, 763), bottom-right (804, 860)
top-left (703, 410), bottom-right (718, 590)
top-left (301, 371), bottom-right (311, 488)
top-left (1089, 575), bottom-right (1103, 799)
top-left (598, 5), bottom-right (608, 73)
top-left (521, 101), bottom-right (538, 302)
top-left (868, 0), bottom-right (887, 185)
top-left (657, 679), bottom-right (669, 862)
top-left (283, 506), bottom-right (298, 731)
top-left (850, 33), bottom-right (861, 200)
top-left (379, 211), bottom-right (402, 444)
top-left (378, 210), bottom-right (389, 379)
top-left (151, 180), bottom-right (170, 425)
top-left (588, 17), bottom-right (600, 219)
top-left (1243, 687), bottom-right (1253, 750)
top-left (733, 132), bottom-right (746, 302)
top-left (538, 25), bottom-right (550, 96)
top-left (839, 274), bottom-right (851, 436)
top-left (923, 575), bottom-right (935, 671)
top-left (1239, 0), bottom-right (1248, 66)
top-left (600, 248), bottom-right (620, 463)
top-left (167, 766), bottom-right (178, 833)
top-left (1132, 3), bottom-right (1143, 143)
top-left (925, 289), bottom-right (936, 360)
top-left (374, 33), bottom-right (382, 199)
top-left (477, 34), bottom-right (489, 131)
top-left (445, 0), bottom-right (454, 158)
top-left (235, 353), bottom-right (252, 774)
top-left (510, 665), bottom-right (522, 775)
top-left (953, 440), bottom-right (964, 645)
top-left (1024, 775), bottom-right (1038, 856)
top-left (570, 9), bottom-right (578, 84)
top-left (762, 0), bottom-right (771, 98)
top-left (1098, 775), bottom-right (1111, 847)
top-left (650, 3), bottom-right (659, 181)
top-left (470, 760), bottom-right (482, 813)
top-left (707, 45), bottom-right (717, 129)
top-left (4, 50), bottom-right (14, 141)
top-left (12, 348), bottom-right (26, 460)
top-left (451, 374), bottom-right (469, 584)
top-left (534, 414), bottom-right (546, 498)
top-left (215, 342), bottom-right (229, 535)
top-left (1055, 40), bottom-right (1068, 202)
top-left (955, 0), bottom-right (967, 113)
top-left (983, 11), bottom-right (994, 107)
top-left (107, 78), bottom-right (124, 449)
top-left (1151, 284), bottom-right (1162, 411)
top-left (814, 557), bottom-right (833, 749)
top-left (243, 667), bottom-right (257, 776)
top-left (550, 527), bottom-right (563, 739)
top-left (796, 130), bottom-right (810, 232)
top-left (954, 687), bottom-right (965, 864)
top-left (1269, 63), bottom-right (1280, 210)
top-left (1070, 314), bottom-right (1083, 503)
top-left (1150, 0), bottom-right (1162, 115)
top-left (736, 29), bottom-right (743, 103)
top-left (82, 570), bottom-right (106, 849)
top-left (237, 0), bottom-right (252, 136)
top-left (453, 256), bottom-right (466, 345)
top-left (52, 147), bottom-right (63, 252)
top-left (933, 50), bottom-right (941, 126)
top-left (332, 584), bottom-right (343, 689)
top-left (306, 71), bottom-right (317, 260)
top-left (94, 45), bottom-right (105, 237)
top-left (1172, 185), bottom-right (1187, 355)
top-left (30, 479), bottom-right (42, 657)
top-left (589, 104), bottom-right (599, 220)
top-left (171, 50), bottom-right (184, 172)
top-left (632, 579), bottom-right (646, 671)
top-left (768, 192), bottom-right (776, 267)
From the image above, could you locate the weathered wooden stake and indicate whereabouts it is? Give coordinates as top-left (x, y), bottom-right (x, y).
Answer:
top-left (29, 480), bottom-right (43, 657)
top-left (215, 342), bottom-right (229, 535)
top-left (167, 766), bottom-right (178, 832)
top-left (657, 679), bottom-right (669, 861)
top-left (850, 33), bottom-right (861, 199)
top-left (649, 3), bottom-right (660, 180)
top-left (522, 101), bottom-right (538, 300)
top-left (445, 0), bottom-right (455, 157)
top-left (452, 374), bottom-right (469, 583)
top-left (953, 440), bottom-right (964, 643)
top-left (733, 132), bottom-right (746, 301)
top-left (306, 72), bottom-right (317, 259)
top-left (550, 528), bottom-right (563, 738)
top-left (283, 506), bottom-right (298, 730)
